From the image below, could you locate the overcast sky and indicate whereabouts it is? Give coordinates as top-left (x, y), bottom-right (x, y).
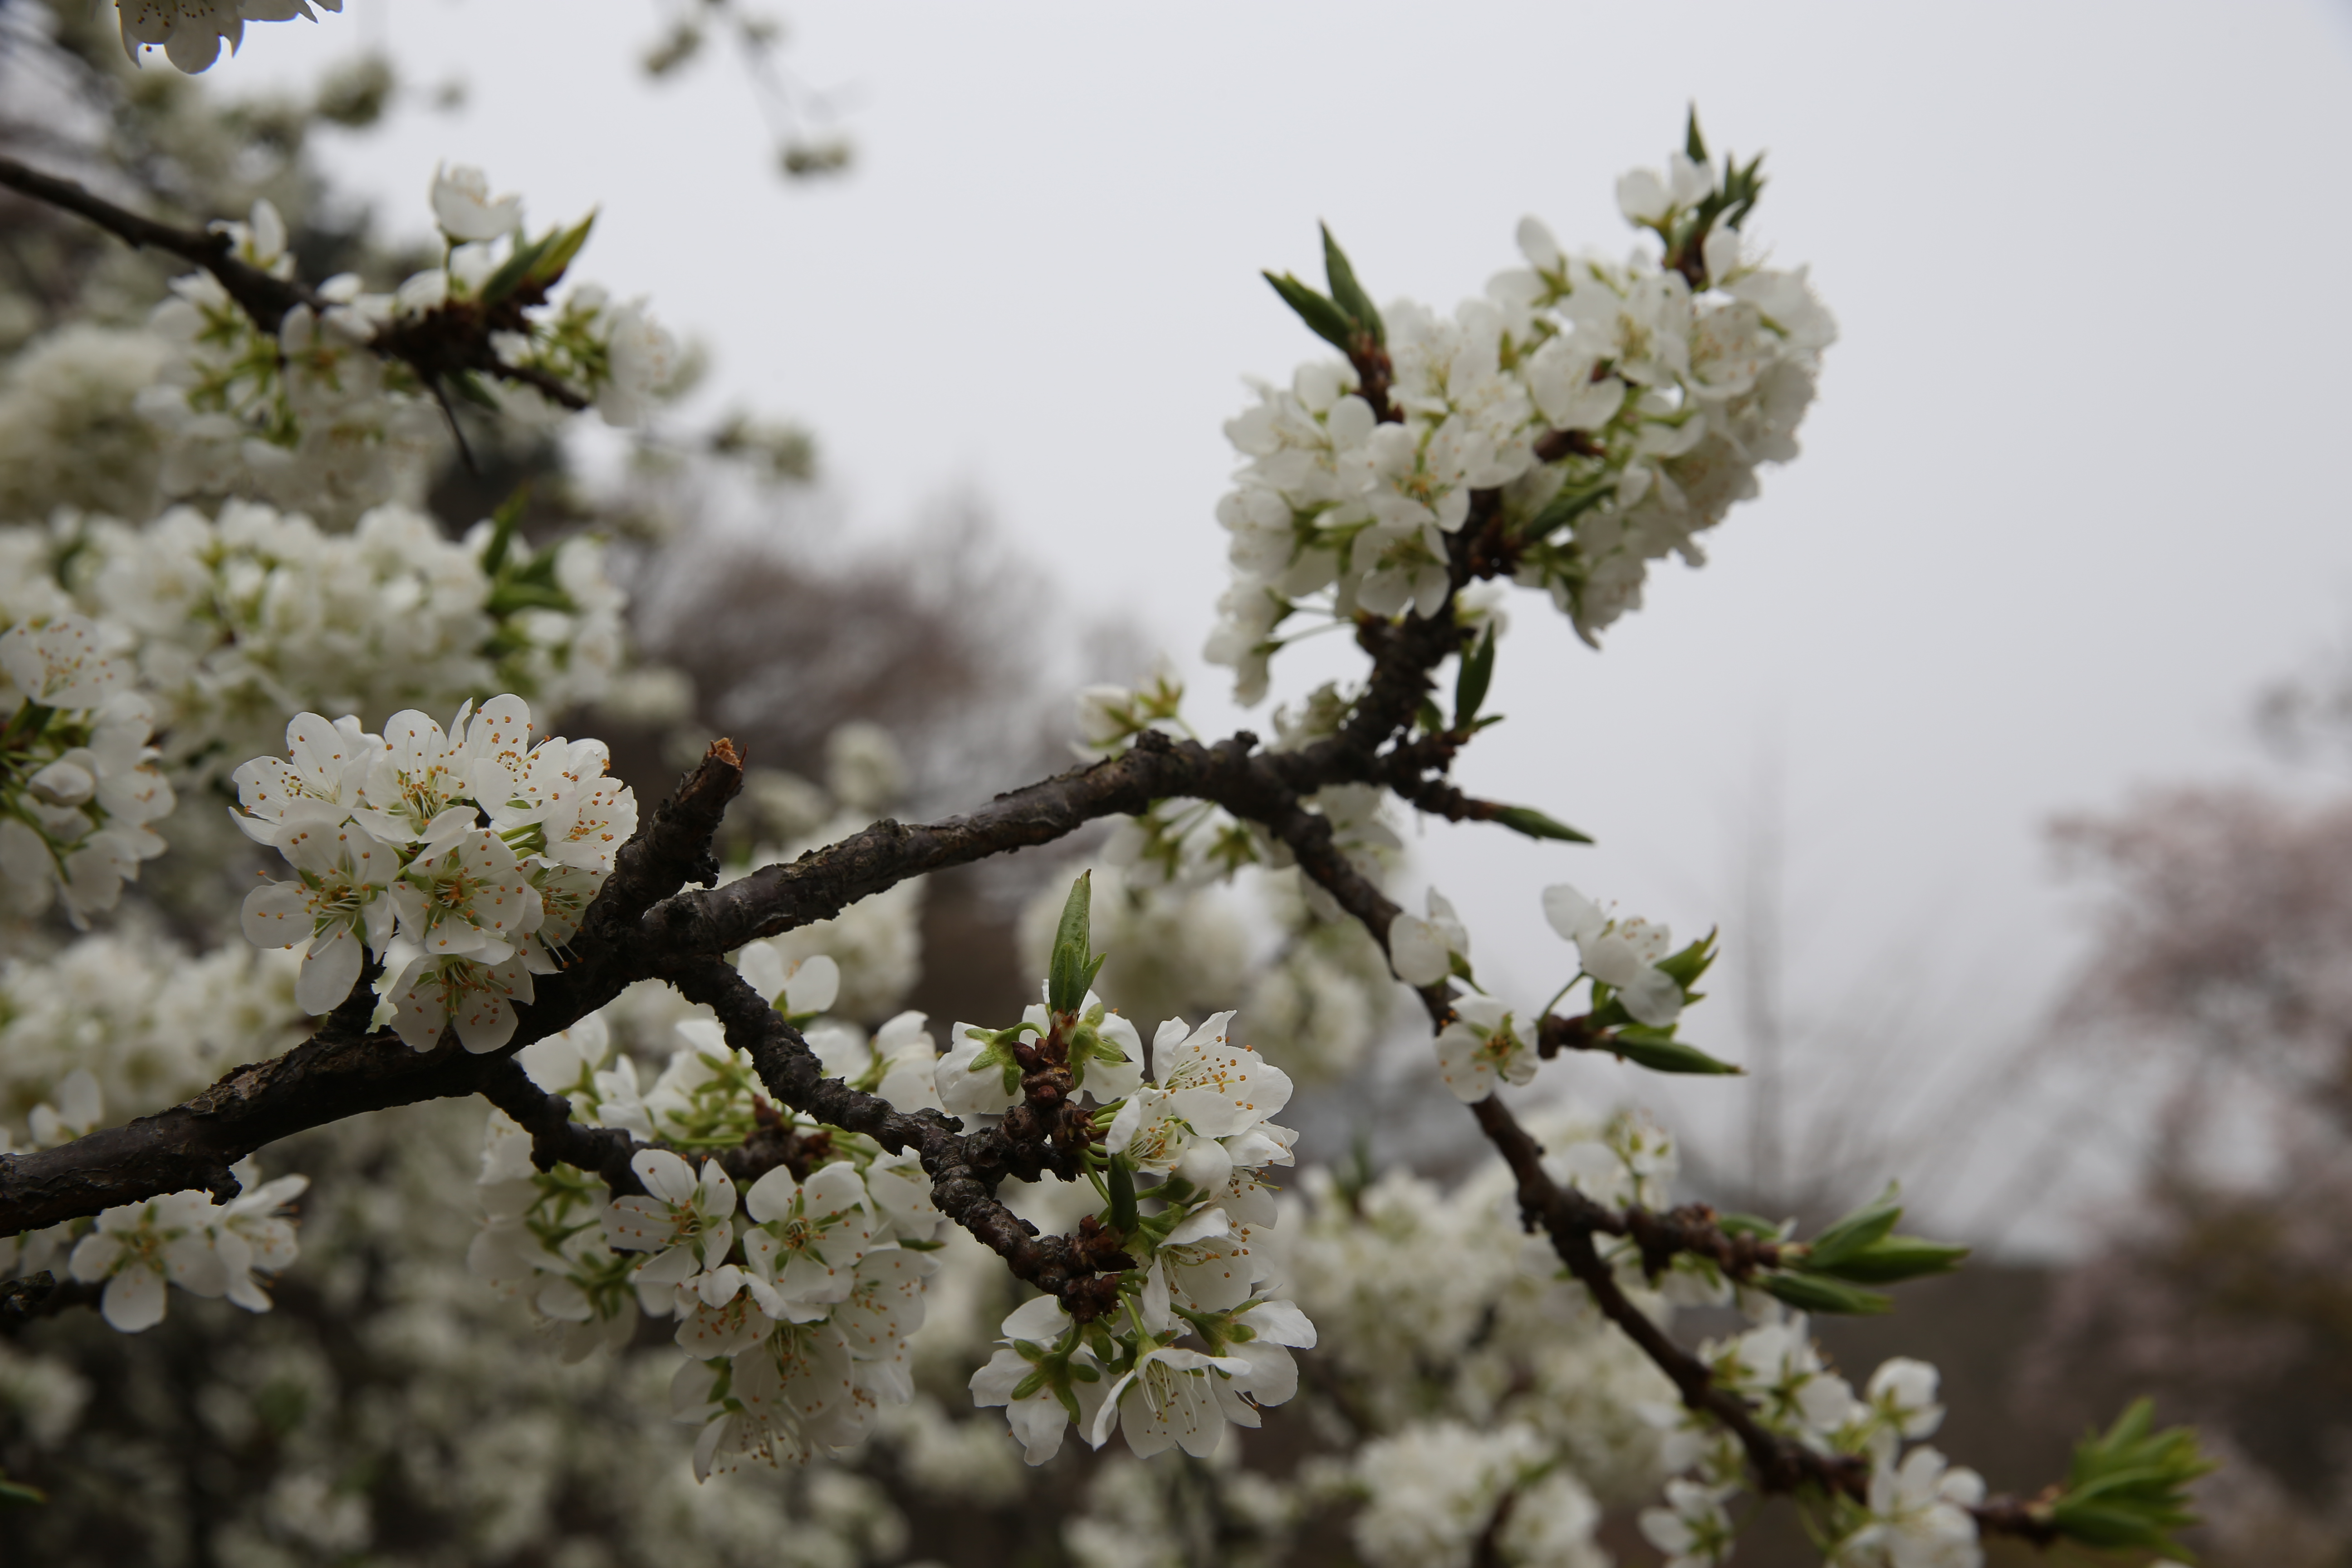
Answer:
top-left (221, 1), bottom-right (2352, 1241)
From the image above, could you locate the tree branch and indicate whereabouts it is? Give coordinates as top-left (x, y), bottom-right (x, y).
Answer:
top-left (0, 1270), bottom-right (102, 1335)
top-left (0, 153), bottom-right (315, 332)
top-left (0, 152), bottom-right (589, 411)
top-left (668, 956), bottom-right (1135, 1318)
top-left (0, 741), bottom-right (750, 1238)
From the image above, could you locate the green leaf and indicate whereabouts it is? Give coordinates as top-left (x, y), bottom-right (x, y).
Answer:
top-left (1685, 104), bottom-right (1709, 162)
top-left (481, 213), bottom-right (597, 305)
top-left (1654, 930), bottom-right (1718, 992)
top-left (1490, 805), bottom-right (1594, 845)
top-left (525, 211), bottom-right (597, 290)
top-left (1715, 1211), bottom-right (1783, 1240)
top-left (1320, 223), bottom-right (1384, 346)
top-left (2045, 1399), bottom-right (2215, 1558)
top-left (0, 1475), bottom-right (43, 1508)
top-left (485, 581), bottom-right (575, 617)
top-left (1454, 626), bottom-right (1495, 730)
top-left (1759, 1270), bottom-right (1890, 1316)
top-left (1803, 1185), bottom-right (1903, 1270)
top-left (1415, 697), bottom-right (1446, 735)
top-left (1107, 1154), bottom-right (1138, 1235)
top-left (479, 483), bottom-right (531, 575)
top-left (1820, 1237), bottom-right (1971, 1285)
top-left (447, 369), bottom-right (502, 412)
top-left (1047, 870), bottom-right (1095, 1016)
top-left (1263, 271), bottom-right (1358, 354)
top-left (479, 230), bottom-right (556, 306)
top-left (1607, 1028), bottom-right (1742, 1076)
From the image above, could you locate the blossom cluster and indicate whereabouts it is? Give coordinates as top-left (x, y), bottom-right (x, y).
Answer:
top-left (1643, 1318), bottom-right (1977, 1568)
top-left (63, 1159), bottom-right (309, 1333)
top-left (469, 982), bottom-right (945, 1475)
top-left (1274, 1109), bottom-right (1688, 1566)
top-left (0, 500), bottom-right (625, 791)
top-left (1388, 881), bottom-right (1712, 1102)
top-left (139, 181), bottom-right (672, 524)
top-left (0, 616), bottom-right (175, 923)
top-left (953, 989), bottom-right (1315, 1465)
top-left (2, 1055), bottom-right (309, 1336)
top-left (231, 695), bottom-right (637, 1046)
top-left (0, 931), bottom-right (301, 1164)
top-left (1207, 144), bottom-right (1835, 702)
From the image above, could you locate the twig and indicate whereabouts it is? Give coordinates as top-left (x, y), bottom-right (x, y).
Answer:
top-left (0, 153), bottom-right (316, 332)
top-left (0, 1270), bottom-right (103, 1334)
top-left (0, 152), bottom-right (590, 412)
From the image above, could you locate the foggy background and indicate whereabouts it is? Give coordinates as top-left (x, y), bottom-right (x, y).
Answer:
top-left (223, 0), bottom-right (2352, 1249)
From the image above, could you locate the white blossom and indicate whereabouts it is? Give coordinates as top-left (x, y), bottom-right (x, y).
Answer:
top-left (739, 1161), bottom-right (879, 1320)
top-left (1433, 995), bottom-right (1537, 1102)
top-left (1389, 887), bottom-right (1470, 987)
top-left (605, 1149), bottom-right (740, 1291)
top-left (1089, 1343), bottom-right (1252, 1460)
top-left (1836, 1447), bottom-right (1986, 1568)
top-left (1640, 1478), bottom-right (1740, 1568)
top-left (1542, 882), bottom-right (1685, 1027)
top-left (239, 813), bottom-right (396, 1014)
top-left (430, 164), bottom-right (522, 243)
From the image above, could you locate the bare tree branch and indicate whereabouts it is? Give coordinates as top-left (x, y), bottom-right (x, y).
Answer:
top-left (0, 153), bottom-right (315, 332)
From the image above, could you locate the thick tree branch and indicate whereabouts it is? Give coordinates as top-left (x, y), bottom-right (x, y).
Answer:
top-left (0, 743), bottom-right (749, 1238)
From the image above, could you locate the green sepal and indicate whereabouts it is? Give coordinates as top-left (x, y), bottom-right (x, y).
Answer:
top-left (1047, 870), bottom-right (1098, 1016)
top-left (1685, 105), bottom-right (1708, 163)
top-left (1606, 1027), bottom-right (1742, 1076)
top-left (1454, 626), bottom-right (1495, 730)
top-left (1759, 1270), bottom-right (1890, 1316)
top-left (1263, 271), bottom-right (1358, 355)
top-left (1320, 223), bottom-right (1384, 346)
top-left (1526, 482), bottom-right (1613, 539)
top-left (1490, 806), bottom-right (1593, 844)
top-left (1066, 1014), bottom-right (1133, 1091)
top-left (894, 1236), bottom-right (946, 1252)
top-left (1107, 1155), bottom-right (1138, 1236)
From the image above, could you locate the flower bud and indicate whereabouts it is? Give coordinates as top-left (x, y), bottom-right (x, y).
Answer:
top-left (27, 759), bottom-right (95, 807)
